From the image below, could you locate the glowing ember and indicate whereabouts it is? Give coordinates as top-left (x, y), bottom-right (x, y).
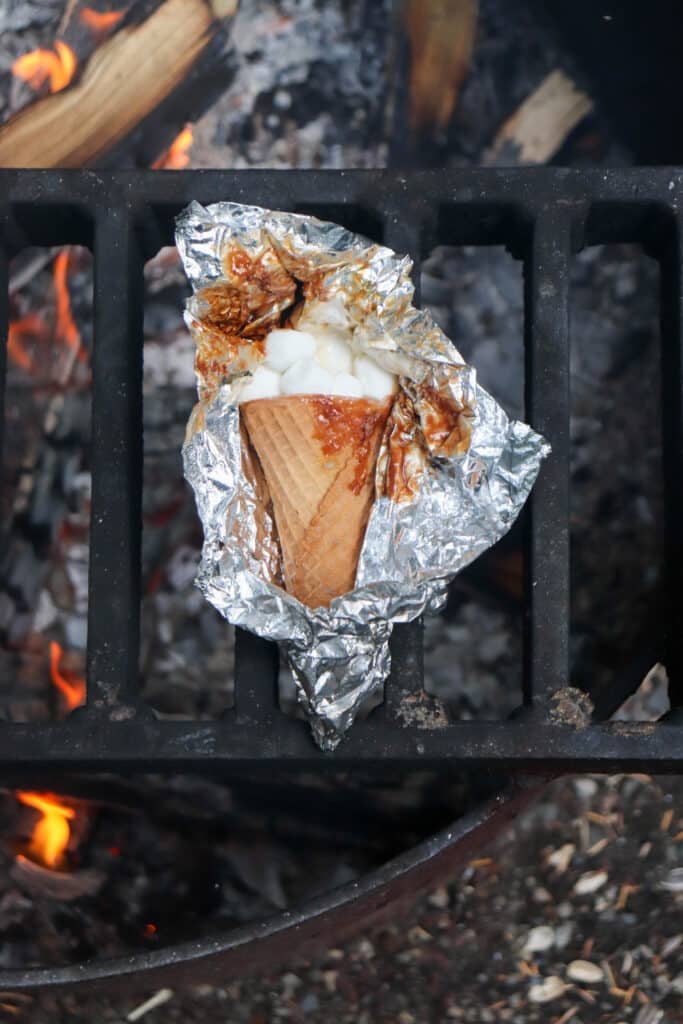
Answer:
top-left (79, 6), bottom-right (125, 35)
top-left (49, 641), bottom-right (86, 711)
top-left (53, 249), bottom-right (85, 362)
top-left (16, 792), bottom-right (75, 870)
top-left (7, 314), bottom-right (48, 372)
top-left (144, 922), bottom-right (157, 937)
top-left (12, 40), bottom-right (77, 94)
top-left (152, 124), bottom-right (194, 170)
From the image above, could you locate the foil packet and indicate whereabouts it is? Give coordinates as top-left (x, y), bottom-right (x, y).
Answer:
top-left (176, 201), bottom-right (550, 749)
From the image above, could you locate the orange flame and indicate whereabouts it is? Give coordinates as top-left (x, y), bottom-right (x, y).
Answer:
top-left (152, 124), bottom-right (194, 170)
top-left (8, 314), bottom-right (48, 371)
top-left (12, 40), bottom-right (77, 94)
top-left (79, 7), bottom-right (125, 35)
top-left (53, 250), bottom-right (76, 349)
top-left (7, 248), bottom-right (85, 375)
top-left (53, 250), bottom-right (84, 361)
top-left (16, 792), bottom-right (75, 870)
top-left (49, 641), bottom-right (86, 710)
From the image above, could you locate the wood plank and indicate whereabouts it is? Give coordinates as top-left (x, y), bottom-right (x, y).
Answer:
top-left (0, 0), bottom-right (237, 169)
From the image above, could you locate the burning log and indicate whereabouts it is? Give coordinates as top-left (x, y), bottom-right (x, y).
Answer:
top-left (10, 855), bottom-right (104, 901)
top-left (0, 0), bottom-right (237, 169)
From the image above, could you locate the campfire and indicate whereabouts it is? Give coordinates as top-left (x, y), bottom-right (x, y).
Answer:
top-left (0, 0), bottom-right (675, 1002)
top-left (152, 123), bottom-right (194, 170)
top-left (79, 7), bottom-right (126, 36)
top-left (7, 246), bottom-right (86, 379)
top-left (49, 641), bottom-right (86, 712)
top-left (7, 313), bottom-right (47, 373)
top-left (16, 791), bottom-right (75, 871)
top-left (12, 42), bottom-right (77, 96)
top-left (52, 250), bottom-right (85, 363)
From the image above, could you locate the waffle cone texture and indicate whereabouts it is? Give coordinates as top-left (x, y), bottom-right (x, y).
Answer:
top-left (241, 395), bottom-right (391, 607)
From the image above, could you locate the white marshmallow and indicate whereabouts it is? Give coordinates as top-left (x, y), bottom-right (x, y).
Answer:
top-left (353, 354), bottom-right (397, 400)
top-left (281, 359), bottom-right (335, 396)
top-left (239, 365), bottom-right (281, 402)
top-left (298, 296), bottom-right (350, 334)
top-left (329, 372), bottom-right (364, 398)
top-left (315, 334), bottom-right (353, 375)
top-left (264, 328), bottom-right (316, 372)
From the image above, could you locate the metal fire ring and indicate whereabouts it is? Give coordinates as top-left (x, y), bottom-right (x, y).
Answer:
top-left (0, 783), bottom-right (537, 992)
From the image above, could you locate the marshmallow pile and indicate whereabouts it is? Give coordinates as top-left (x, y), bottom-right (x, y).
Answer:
top-left (238, 298), bottom-right (397, 403)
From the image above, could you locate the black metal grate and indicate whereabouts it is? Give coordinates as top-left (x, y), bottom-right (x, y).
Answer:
top-left (1, 167), bottom-right (682, 773)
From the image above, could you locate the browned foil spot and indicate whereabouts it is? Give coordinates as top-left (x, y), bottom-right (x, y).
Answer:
top-left (194, 322), bottom-right (260, 393)
top-left (413, 380), bottom-right (473, 458)
top-left (221, 243), bottom-right (296, 333)
top-left (377, 390), bottom-right (429, 504)
top-left (193, 244), bottom-right (297, 393)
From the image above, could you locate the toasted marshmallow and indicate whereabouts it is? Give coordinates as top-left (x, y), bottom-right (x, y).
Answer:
top-left (315, 334), bottom-right (354, 375)
top-left (240, 365), bottom-right (281, 402)
top-left (329, 372), bottom-right (364, 398)
top-left (265, 328), bottom-right (317, 372)
top-left (238, 312), bottom-right (397, 403)
top-left (298, 296), bottom-right (351, 335)
top-left (281, 359), bottom-right (335, 395)
top-left (353, 354), bottom-right (398, 400)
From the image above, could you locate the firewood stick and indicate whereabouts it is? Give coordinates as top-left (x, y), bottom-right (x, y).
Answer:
top-left (403, 0), bottom-right (478, 135)
top-left (0, 0), bottom-right (238, 169)
top-left (483, 70), bottom-right (593, 166)
top-left (9, 248), bottom-right (60, 294)
top-left (56, 0), bottom-right (80, 38)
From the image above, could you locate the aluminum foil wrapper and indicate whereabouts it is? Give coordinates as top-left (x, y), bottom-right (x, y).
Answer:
top-left (176, 201), bottom-right (550, 749)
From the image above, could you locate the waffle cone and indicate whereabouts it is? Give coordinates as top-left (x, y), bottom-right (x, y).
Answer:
top-left (241, 394), bottom-right (391, 607)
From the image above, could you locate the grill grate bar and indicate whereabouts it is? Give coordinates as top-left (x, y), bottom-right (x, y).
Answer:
top-left (0, 718), bottom-right (682, 771)
top-left (523, 211), bottom-right (572, 709)
top-left (0, 238), bottom-right (8, 525)
top-left (386, 620), bottom-right (427, 725)
top-left (86, 207), bottom-right (144, 707)
top-left (660, 213), bottom-right (683, 709)
top-left (233, 629), bottom-right (280, 734)
top-left (0, 168), bottom-right (680, 770)
top-left (381, 211), bottom-right (428, 719)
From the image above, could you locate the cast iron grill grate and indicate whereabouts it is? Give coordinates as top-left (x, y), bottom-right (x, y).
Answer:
top-left (1, 167), bottom-right (682, 773)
